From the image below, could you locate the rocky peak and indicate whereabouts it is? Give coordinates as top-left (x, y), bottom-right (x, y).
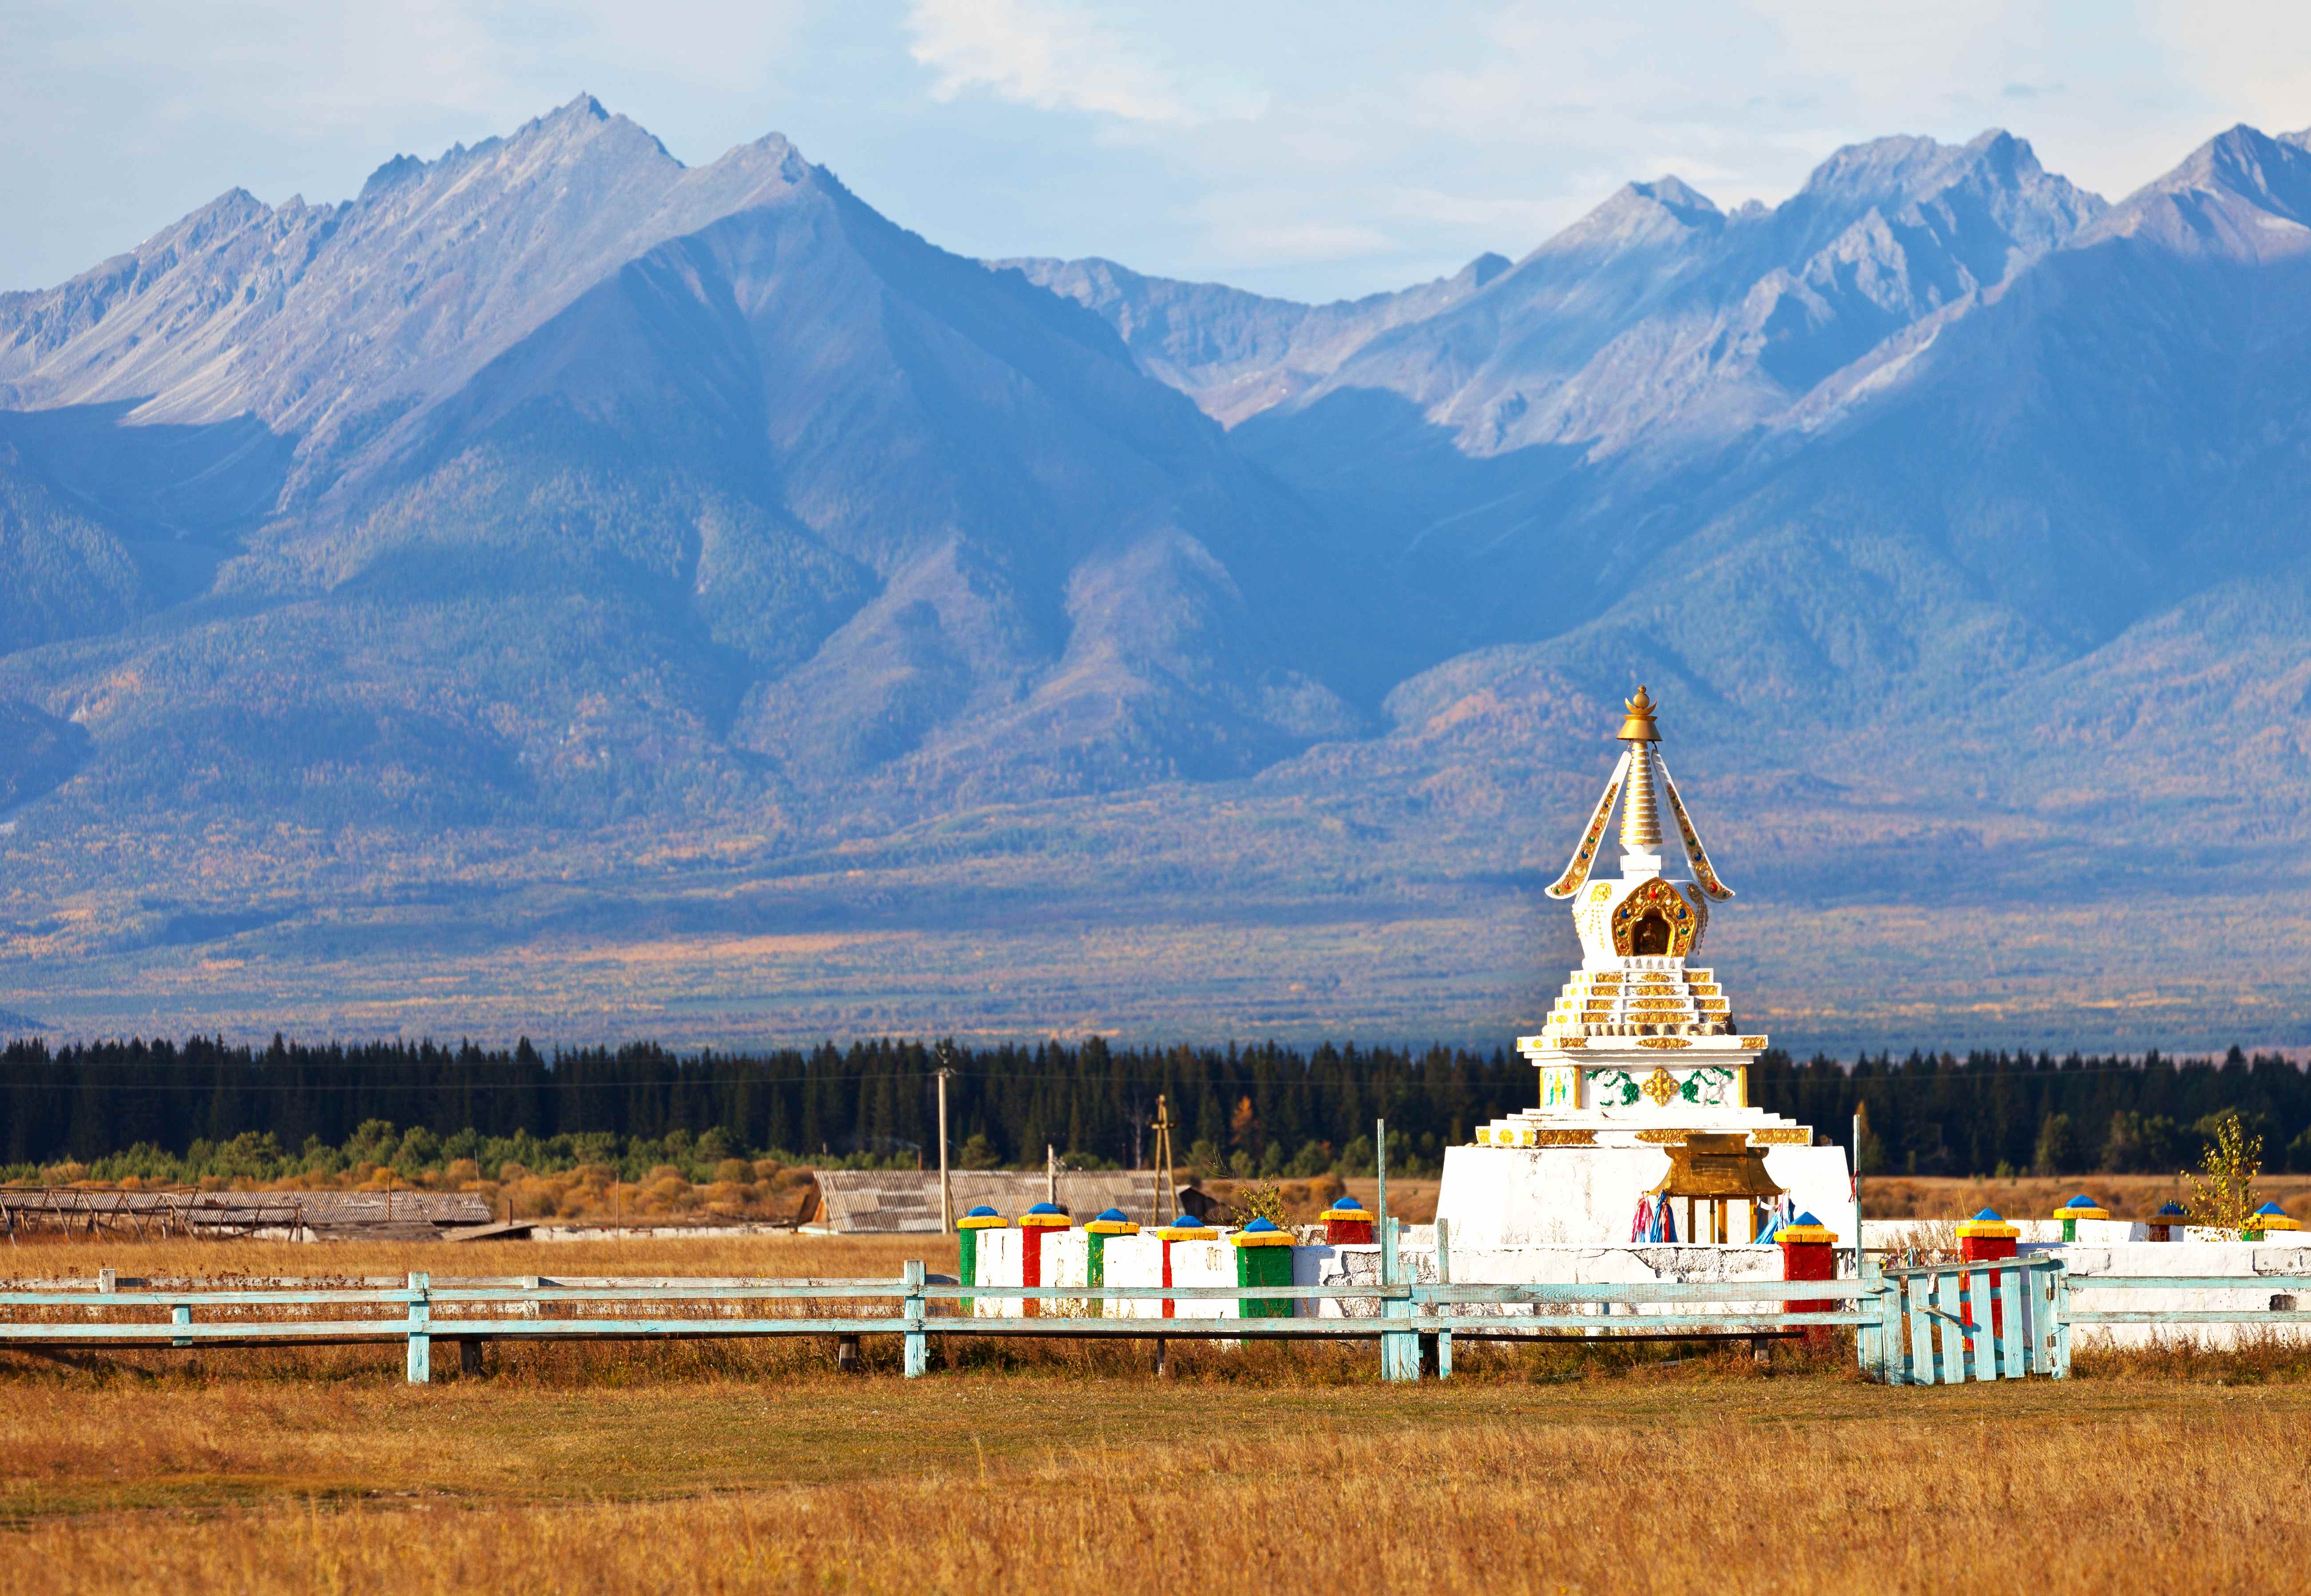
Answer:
top-left (1537, 176), bottom-right (1724, 262)
top-left (2080, 123), bottom-right (2311, 259)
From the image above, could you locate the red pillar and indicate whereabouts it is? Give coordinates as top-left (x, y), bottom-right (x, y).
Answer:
top-left (1955, 1209), bottom-right (2019, 1335)
top-left (1777, 1213), bottom-right (1836, 1347)
top-left (1321, 1197), bottom-right (1375, 1246)
top-left (1018, 1202), bottom-right (1072, 1318)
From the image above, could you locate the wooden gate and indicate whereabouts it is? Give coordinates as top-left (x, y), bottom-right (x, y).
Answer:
top-left (1862, 1257), bottom-right (2066, 1384)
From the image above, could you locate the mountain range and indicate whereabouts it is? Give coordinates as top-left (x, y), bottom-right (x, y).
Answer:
top-left (5, 97), bottom-right (2311, 1053)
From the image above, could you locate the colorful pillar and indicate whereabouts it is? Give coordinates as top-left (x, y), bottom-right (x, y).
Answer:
top-left (956, 1205), bottom-right (1005, 1313)
top-left (1955, 1208), bottom-right (2019, 1335)
top-left (2246, 1202), bottom-right (2299, 1241)
top-left (2054, 1193), bottom-right (2107, 1242)
top-left (2148, 1200), bottom-right (2188, 1241)
top-left (1320, 1195), bottom-right (1375, 1245)
top-left (1230, 1216), bottom-right (1295, 1319)
top-left (1152, 1216), bottom-right (1218, 1319)
top-left (1083, 1207), bottom-right (1139, 1317)
top-left (1776, 1211), bottom-right (1836, 1346)
top-left (1017, 1201), bottom-right (1072, 1317)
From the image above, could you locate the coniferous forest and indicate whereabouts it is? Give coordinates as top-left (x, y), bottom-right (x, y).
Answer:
top-left (4, 1036), bottom-right (2311, 1182)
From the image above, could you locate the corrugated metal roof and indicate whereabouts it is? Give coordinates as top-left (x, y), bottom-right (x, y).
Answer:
top-left (809, 1171), bottom-right (1181, 1233)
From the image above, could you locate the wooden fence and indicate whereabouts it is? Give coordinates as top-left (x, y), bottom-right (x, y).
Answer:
top-left (6, 1259), bottom-right (2304, 1385)
top-left (0, 1268), bottom-right (1881, 1383)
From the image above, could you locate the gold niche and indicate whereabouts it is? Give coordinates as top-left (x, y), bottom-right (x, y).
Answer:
top-left (1610, 875), bottom-right (1700, 959)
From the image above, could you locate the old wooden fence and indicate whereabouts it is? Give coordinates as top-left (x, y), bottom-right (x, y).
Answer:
top-left (4, 1260), bottom-right (2303, 1384)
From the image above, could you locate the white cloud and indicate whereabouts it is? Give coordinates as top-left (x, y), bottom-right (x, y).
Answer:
top-left (903, 0), bottom-right (1263, 125)
top-left (4, 0), bottom-right (2307, 301)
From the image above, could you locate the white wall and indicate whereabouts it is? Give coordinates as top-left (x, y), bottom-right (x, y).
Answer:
top-left (2029, 1241), bottom-right (2311, 1349)
top-left (1435, 1144), bottom-right (1856, 1250)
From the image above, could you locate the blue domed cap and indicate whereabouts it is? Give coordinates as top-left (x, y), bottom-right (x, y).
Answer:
top-left (2256, 1201), bottom-right (2288, 1216)
top-left (1094, 1207), bottom-right (1130, 1223)
top-left (1026, 1201), bottom-right (1065, 1215)
top-left (2156, 1201), bottom-right (2188, 1217)
top-left (1794, 1211), bottom-right (1821, 1226)
top-left (1240, 1216), bottom-right (1281, 1233)
top-left (2062, 1194), bottom-right (2100, 1209)
top-left (964, 1205), bottom-right (999, 1218)
top-left (1971, 1208), bottom-right (2003, 1222)
top-left (1329, 1196), bottom-right (1366, 1212)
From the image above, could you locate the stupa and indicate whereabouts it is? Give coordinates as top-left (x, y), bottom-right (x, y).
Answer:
top-left (1434, 688), bottom-right (1855, 1249)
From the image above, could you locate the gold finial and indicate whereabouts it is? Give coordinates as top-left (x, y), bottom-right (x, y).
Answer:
top-left (1616, 686), bottom-right (1660, 743)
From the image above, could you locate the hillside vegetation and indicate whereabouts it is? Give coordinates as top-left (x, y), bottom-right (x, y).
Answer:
top-left (7, 104), bottom-right (2311, 1049)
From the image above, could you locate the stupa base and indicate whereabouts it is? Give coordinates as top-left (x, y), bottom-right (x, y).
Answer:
top-left (1434, 1142), bottom-right (1856, 1250)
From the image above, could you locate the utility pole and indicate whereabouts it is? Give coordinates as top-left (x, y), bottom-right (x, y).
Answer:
top-left (1150, 1096), bottom-right (1176, 1224)
top-left (936, 1041), bottom-right (954, 1235)
top-left (1852, 1109), bottom-right (1865, 1279)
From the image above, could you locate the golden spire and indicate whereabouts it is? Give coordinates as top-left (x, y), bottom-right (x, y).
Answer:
top-left (1616, 685), bottom-right (1660, 743)
top-left (1619, 742), bottom-right (1662, 853)
top-left (1615, 688), bottom-right (1663, 853)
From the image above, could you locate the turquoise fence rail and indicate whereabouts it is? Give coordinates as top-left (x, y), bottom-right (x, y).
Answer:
top-left (19, 1262), bottom-right (2297, 1386)
top-left (0, 1269), bottom-right (1887, 1383)
top-left (2057, 1273), bottom-right (2311, 1324)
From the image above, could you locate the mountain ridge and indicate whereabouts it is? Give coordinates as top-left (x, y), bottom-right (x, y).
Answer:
top-left (4, 107), bottom-right (2310, 1050)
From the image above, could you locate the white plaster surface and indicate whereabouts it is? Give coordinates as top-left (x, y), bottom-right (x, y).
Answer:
top-left (1040, 1230), bottom-right (1094, 1318)
top-left (2026, 1242), bottom-right (2311, 1348)
top-left (1312, 1242), bottom-right (1794, 1324)
top-left (1098, 1233), bottom-right (1165, 1319)
top-left (1167, 1239), bottom-right (1241, 1320)
top-left (1434, 1143), bottom-right (1855, 1249)
top-left (970, 1226), bottom-right (1023, 1317)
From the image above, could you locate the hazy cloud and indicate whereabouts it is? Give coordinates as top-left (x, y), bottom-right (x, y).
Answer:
top-left (904, 0), bottom-right (1264, 125)
top-left (1, 0), bottom-right (2303, 301)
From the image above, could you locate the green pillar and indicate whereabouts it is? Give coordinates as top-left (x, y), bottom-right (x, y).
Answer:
top-left (957, 1206), bottom-right (1005, 1314)
top-left (1231, 1217), bottom-right (1295, 1319)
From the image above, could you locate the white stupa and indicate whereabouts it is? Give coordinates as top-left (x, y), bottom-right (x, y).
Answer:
top-left (1434, 688), bottom-right (1856, 1250)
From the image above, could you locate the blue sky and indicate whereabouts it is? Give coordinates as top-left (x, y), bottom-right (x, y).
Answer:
top-left (4, 1), bottom-right (2307, 301)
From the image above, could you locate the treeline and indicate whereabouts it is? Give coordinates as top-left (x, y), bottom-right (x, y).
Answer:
top-left (1754, 1047), bottom-right (2311, 1176)
top-left (0, 1035), bottom-right (1521, 1180)
top-left (3, 1038), bottom-right (2307, 1180)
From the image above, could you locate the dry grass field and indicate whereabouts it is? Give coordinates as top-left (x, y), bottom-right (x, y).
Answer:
top-left (3, 1234), bottom-right (2310, 1592)
top-left (1861, 1174), bottom-right (2311, 1221)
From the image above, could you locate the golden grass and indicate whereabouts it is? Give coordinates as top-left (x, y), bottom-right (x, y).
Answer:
top-left (6, 1233), bottom-right (2310, 1592)
top-left (2, 1364), bottom-right (2306, 1593)
top-left (0, 1232), bottom-right (954, 1284)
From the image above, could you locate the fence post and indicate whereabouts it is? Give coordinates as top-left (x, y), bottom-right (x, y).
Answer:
top-left (1433, 1217), bottom-right (1452, 1381)
top-left (903, 1260), bottom-right (928, 1379)
top-left (2050, 1263), bottom-right (2072, 1379)
top-left (406, 1271), bottom-right (431, 1384)
top-left (1877, 1269), bottom-right (1906, 1383)
top-left (1998, 1263), bottom-right (2026, 1380)
top-left (1852, 1256), bottom-right (1878, 1377)
top-left (171, 1303), bottom-right (192, 1350)
top-left (1381, 1215), bottom-right (1419, 1382)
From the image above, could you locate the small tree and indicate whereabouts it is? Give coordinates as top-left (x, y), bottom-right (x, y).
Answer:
top-left (2184, 1112), bottom-right (2264, 1237)
top-left (1230, 1180), bottom-right (1288, 1228)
